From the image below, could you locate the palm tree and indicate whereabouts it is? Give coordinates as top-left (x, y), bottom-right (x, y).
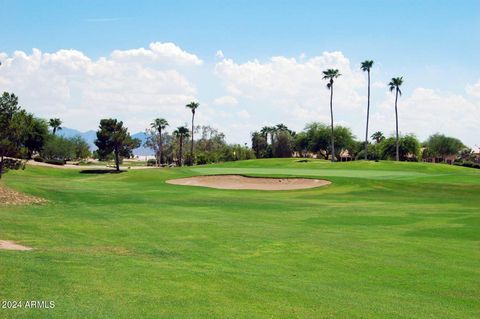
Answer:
top-left (185, 101), bottom-right (199, 165)
top-left (371, 131), bottom-right (385, 144)
top-left (150, 118), bottom-right (169, 167)
top-left (322, 69), bottom-right (341, 162)
top-left (173, 126), bottom-right (190, 166)
top-left (388, 77), bottom-right (404, 161)
top-left (49, 118), bottom-right (62, 135)
top-left (361, 60), bottom-right (374, 160)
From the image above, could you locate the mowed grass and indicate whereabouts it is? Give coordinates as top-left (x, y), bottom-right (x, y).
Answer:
top-left (0, 158), bottom-right (479, 318)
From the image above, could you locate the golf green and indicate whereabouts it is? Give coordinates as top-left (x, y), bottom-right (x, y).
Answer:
top-left (0, 159), bottom-right (479, 318)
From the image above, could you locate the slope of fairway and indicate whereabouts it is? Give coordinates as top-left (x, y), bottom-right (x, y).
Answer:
top-left (0, 159), bottom-right (479, 318)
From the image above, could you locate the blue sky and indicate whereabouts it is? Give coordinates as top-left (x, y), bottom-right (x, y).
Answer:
top-left (1, 0), bottom-right (479, 147)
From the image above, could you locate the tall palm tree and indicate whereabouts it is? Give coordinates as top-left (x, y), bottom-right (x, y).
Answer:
top-left (361, 60), bottom-right (374, 160)
top-left (322, 69), bottom-right (341, 162)
top-left (150, 118), bottom-right (169, 167)
top-left (260, 126), bottom-right (274, 145)
top-left (185, 101), bottom-right (199, 165)
top-left (371, 131), bottom-right (385, 144)
top-left (173, 126), bottom-right (190, 167)
top-left (49, 118), bottom-right (62, 135)
top-left (388, 77), bottom-right (404, 161)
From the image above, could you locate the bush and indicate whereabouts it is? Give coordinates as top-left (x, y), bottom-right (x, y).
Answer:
top-left (454, 161), bottom-right (480, 169)
top-left (45, 159), bottom-right (65, 166)
top-left (147, 159), bottom-right (157, 166)
top-left (33, 157), bottom-right (44, 162)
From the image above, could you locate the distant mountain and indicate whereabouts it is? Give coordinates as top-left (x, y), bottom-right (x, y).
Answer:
top-left (58, 128), bottom-right (154, 156)
top-left (58, 128), bottom-right (97, 150)
top-left (131, 131), bottom-right (153, 156)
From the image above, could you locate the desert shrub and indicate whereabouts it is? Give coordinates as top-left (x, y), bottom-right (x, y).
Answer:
top-left (147, 159), bottom-right (157, 166)
top-left (44, 159), bottom-right (65, 166)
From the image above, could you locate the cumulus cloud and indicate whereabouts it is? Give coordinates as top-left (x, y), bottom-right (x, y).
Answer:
top-left (0, 42), bottom-right (200, 132)
top-left (214, 51), bottom-right (366, 135)
top-left (0, 44), bottom-right (478, 147)
top-left (375, 88), bottom-right (480, 147)
top-left (466, 79), bottom-right (480, 98)
top-left (214, 52), bottom-right (479, 147)
top-left (111, 42), bottom-right (203, 65)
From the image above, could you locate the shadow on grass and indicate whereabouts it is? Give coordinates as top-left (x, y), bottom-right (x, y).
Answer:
top-left (79, 169), bottom-right (127, 174)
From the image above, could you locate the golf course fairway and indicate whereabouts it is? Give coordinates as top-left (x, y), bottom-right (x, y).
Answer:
top-left (0, 159), bottom-right (479, 318)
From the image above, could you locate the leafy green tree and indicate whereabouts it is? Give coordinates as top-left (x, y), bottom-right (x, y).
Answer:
top-left (273, 130), bottom-right (294, 158)
top-left (361, 60), bottom-right (374, 160)
top-left (305, 122), bottom-right (330, 159)
top-left (185, 102), bottom-right (199, 165)
top-left (71, 135), bottom-right (91, 160)
top-left (173, 126), bottom-right (190, 166)
top-left (0, 92), bottom-right (22, 178)
top-left (41, 135), bottom-right (75, 162)
top-left (23, 114), bottom-right (49, 158)
top-left (425, 134), bottom-right (464, 162)
top-left (150, 118), bottom-right (169, 166)
top-left (323, 69), bottom-right (341, 162)
top-left (94, 119), bottom-right (140, 171)
top-left (380, 134), bottom-right (420, 161)
top-left (294, 132), bottom-right (309, 157)
top-left (251, 132), bottom-right (268, 158)
top-left (303, 122), bottom-right (355, 160)
top-left (388, 77), bottom-right (404, 161)
top-left (49, 118), bottom-right (62, 135)
top-left (332, 126), bottom-right (356, 160)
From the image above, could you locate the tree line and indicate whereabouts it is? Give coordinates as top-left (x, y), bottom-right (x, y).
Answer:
top-left (144, 102), bottom-right (253, 168)
top-left (251, 122), bottom-right (471, 163)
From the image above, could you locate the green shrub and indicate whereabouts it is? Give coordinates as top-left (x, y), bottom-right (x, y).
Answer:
top-left (45, 159), bottom-right (65, 166)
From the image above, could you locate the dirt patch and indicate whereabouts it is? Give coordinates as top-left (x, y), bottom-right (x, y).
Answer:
top-left (166, 175), bottom-right (331, 190)
top-left (0, 240), bottom-right (32, 251)
top-left (0, 184), bottom-right (46, 205)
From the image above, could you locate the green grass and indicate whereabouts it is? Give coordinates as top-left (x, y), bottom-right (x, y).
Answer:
top-left (0, 159), bottom-right (479, 318)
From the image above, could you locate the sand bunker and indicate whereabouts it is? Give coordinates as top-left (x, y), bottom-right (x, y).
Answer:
top-left (0, 184), bottom-right (46, 205)
top-left (166, 175), bottom-right (331, 190)
top-left (0, 240), bottom-right (32, 251)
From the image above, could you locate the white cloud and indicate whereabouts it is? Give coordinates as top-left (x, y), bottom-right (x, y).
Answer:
top-left (111, 42), bottom-right (203, 65)
top-left (214, 51), bottom-right (366, 132)
top-left (215, 50), bottom-right (224, 59)
top-left (213, 95), bottom-right (238, 106)
top-left (214, 52), bottom-right (479, 147)
top-left (0, 43), bottom-right (200, 132)
top-left (237, 109), bottom-right (250, 119)
top-left (376, 88), bottom-right (480, 147)
top-left (466, 79), bottom-right (480, 98)
top-left (0, 45), bottom-right (478, 147)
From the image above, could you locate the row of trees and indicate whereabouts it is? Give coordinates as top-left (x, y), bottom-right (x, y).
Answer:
top-left (322, 60), bottom-right (405, 162)
top-left (0, 92), bottom-right (92, 178)
top-left (251, 122), bottom-right (468, 162)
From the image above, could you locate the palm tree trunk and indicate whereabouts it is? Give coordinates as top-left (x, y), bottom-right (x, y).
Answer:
top-left (395, 88), bottom-right (400, 161)
top-left (364, 70), bottom-right (370, 160)
top-left (329, 83), bottom-right (335, 162)
top-left (53, 127), bottom-right (57, 135)
top-left (190, 113), bottom-right (195, 165)
top-left (158, 128), bottom-right (162, 167)
top-left (179, 136), bottom-right (183, 167)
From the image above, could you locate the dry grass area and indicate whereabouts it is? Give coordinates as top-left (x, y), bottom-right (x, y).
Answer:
top-left (0, 183), bottom-right (46, 205)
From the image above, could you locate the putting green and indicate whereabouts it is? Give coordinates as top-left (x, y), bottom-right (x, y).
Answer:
top-left (0, 159), bottom-right (479, 318)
